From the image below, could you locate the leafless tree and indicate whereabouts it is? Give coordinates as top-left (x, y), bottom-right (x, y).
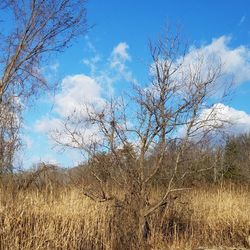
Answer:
top-left (53, 29), bottom-right (231, 247)
top-left (0, 0), bottom-right (88, 102)
top-left (0, 99), bottom-right (21, 174)
top-left (0, 0), bottom-right (88, 172)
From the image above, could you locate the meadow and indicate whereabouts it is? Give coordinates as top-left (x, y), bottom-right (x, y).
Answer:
top-left (0, 182), bottom-right (249, 249)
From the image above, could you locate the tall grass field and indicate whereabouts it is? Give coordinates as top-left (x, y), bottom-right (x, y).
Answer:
top-left (0, 183), bottom-right (250, 249)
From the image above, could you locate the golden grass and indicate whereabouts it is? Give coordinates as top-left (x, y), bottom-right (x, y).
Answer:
top-left (0, 184), bottom-right (250, 249)
top-left (150, 184), bottom-right (250, 249)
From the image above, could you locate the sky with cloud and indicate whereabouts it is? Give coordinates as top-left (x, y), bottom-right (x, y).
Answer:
top-left (21, 0), bottom-right (250, 168)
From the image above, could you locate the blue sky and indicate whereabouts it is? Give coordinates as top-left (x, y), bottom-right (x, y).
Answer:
top-left (21, 0), bottom-right (250, 168)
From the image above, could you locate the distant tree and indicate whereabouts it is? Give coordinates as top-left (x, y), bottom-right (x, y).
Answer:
top-left (223, 138), bottom-right (239, 179)
top-left (221, 134), bottom-right (250, 182)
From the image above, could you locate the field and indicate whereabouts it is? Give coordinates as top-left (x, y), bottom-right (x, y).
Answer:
top-left (0, 183), bottom-right (250, 250)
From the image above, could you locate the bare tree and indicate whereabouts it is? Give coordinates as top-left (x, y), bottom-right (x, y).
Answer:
top-left (0, 99), bottom-right (21, 174)
top-left (53, 29), bottom-right (231, 248)
top-left (0, 0), bottom-right (88, 172)
top-left (0, 0), bottom-right (88, 102)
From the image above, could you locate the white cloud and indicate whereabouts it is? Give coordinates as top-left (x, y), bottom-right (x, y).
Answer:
top-left (34, 74), bottom-right (105, 150)
top-left (193, 103), bottom-right (250, 136)
top-left (210, 104), bottom-right (250, 135)
top-left (111, 42), bottom-right (131, 62)
top-left (109, 42), bottom-right (135, 83)
top-left (54, 74), bottom-right (105, 118)
top-left (82, 41), bottom-right (136, 91)
top-left (186, 36), bottom-right (250, 85)
top-left (149, 36), bottom-right (250, 103)
top-left (34, 117), bottom-right (62, 133)
top-left (34, 74), bottom-right (105, 140)
top-left (178, 103), bottom-right (250, 140)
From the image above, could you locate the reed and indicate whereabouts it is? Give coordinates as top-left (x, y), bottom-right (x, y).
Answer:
top-left (0, 183), bottom-right (249, 249)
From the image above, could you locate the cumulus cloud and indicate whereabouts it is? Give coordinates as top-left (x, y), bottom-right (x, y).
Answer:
top-left (205, 103), bottom-right (250, 135)
top-left (34, 74), bottom-right (106, 137)
top-left (186, 36), bottom-right (250, 85)
top-left (185, 103), bottom-right (250, 138)
top-left (149, 35), bottom-right (250, 103)
top-left (54, 74), bottom-right (105, 118)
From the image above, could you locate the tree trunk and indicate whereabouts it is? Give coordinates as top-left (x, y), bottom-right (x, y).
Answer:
top-left (138, 215), bottom-right (151, 249)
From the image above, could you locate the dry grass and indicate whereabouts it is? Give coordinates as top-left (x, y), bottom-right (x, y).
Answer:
top-left (149, 184), bottom-right (250, 249)
top-left (0, 183), bottom-right (249, 249)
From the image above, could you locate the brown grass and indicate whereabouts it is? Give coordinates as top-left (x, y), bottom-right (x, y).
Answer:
top-left (149, 184), bottom-right (250, 249)
top-left (0, 183), bottom-right (249, 249)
